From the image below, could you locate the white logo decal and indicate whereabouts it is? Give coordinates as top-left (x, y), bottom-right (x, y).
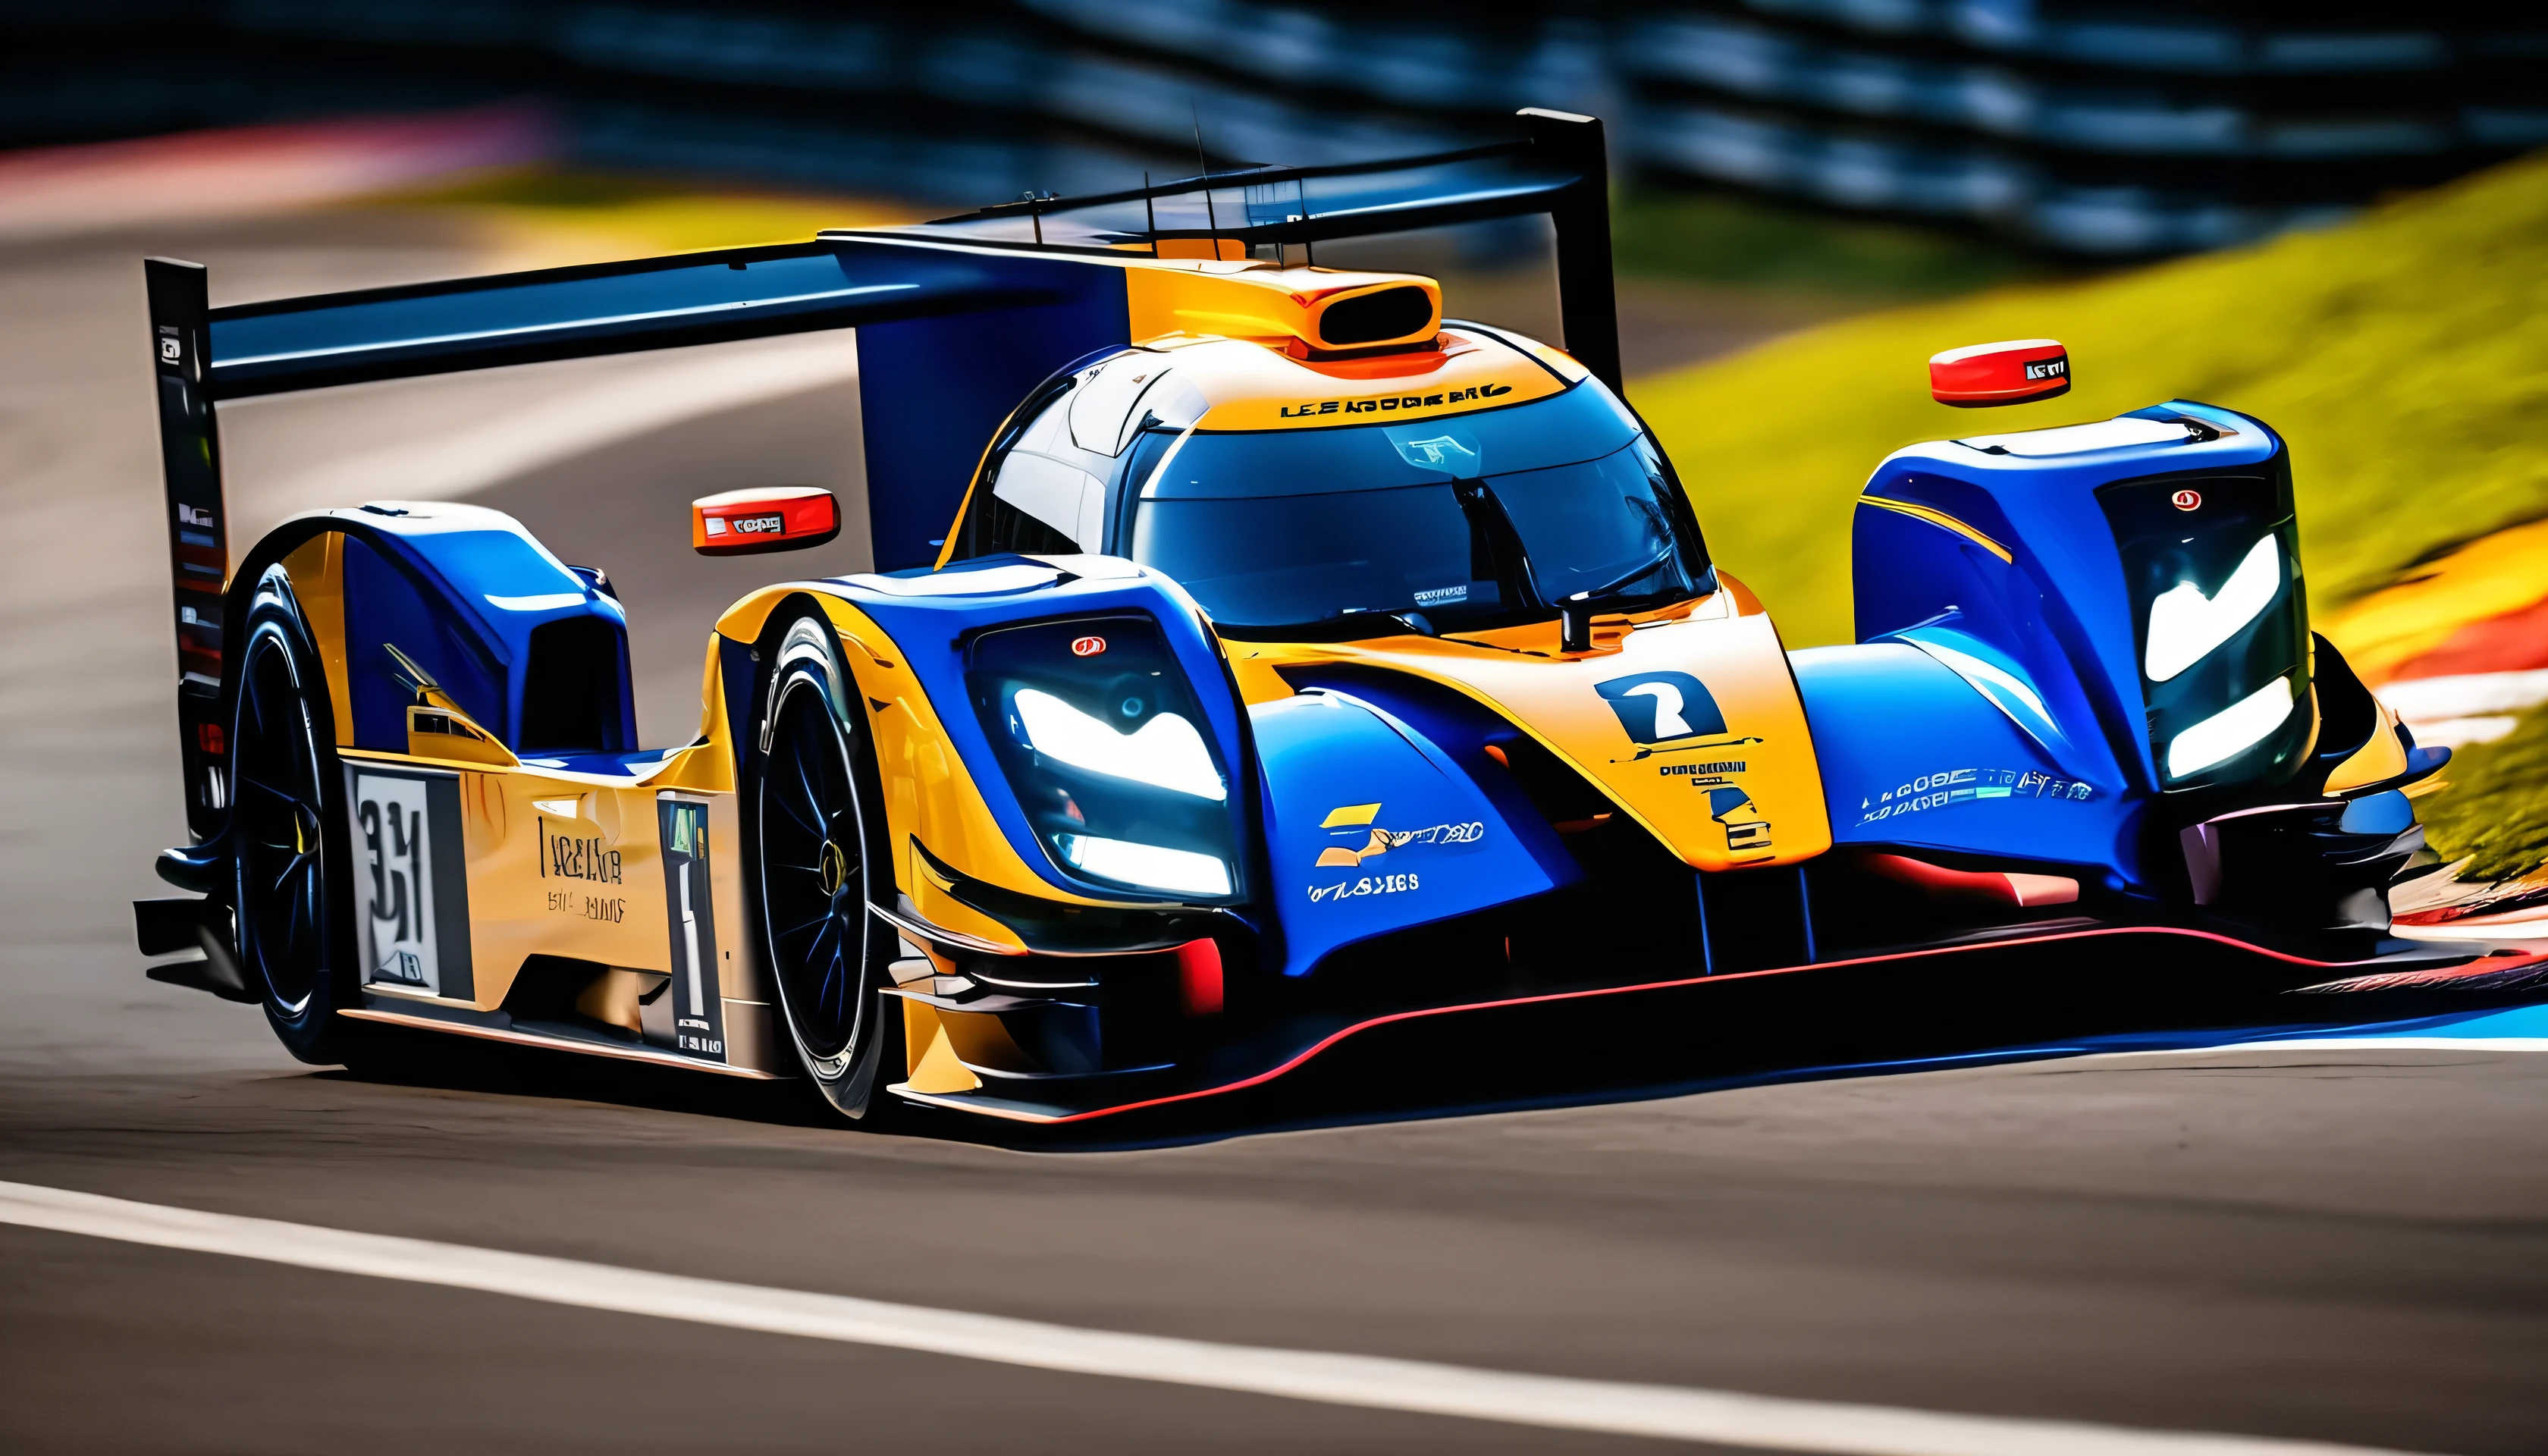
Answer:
top-left (1621, 681), bottom-right (1694, 739)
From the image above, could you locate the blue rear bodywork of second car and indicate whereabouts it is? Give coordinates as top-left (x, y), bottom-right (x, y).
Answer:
top-left (1793, 400), bottom-right (2302, 893)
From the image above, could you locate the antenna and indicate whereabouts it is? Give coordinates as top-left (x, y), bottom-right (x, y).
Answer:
top-left (1191, 101), bottom-right (1217, 237)
top-left (1299, 175), bottom-right (1314, 268)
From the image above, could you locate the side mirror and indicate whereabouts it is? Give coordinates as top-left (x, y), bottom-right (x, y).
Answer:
top-left (1929, 339), bottom-right (2069, 407)
top-left (692, 488), bottom-right (841, 556)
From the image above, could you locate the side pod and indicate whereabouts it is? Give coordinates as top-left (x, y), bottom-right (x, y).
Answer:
top-left (1254, 689), bottom-right (1571, 978)
top-left (1793, 643), bottom-right (2135, 877)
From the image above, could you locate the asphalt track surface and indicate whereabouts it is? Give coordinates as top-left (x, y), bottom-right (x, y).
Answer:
top-left (2, 215), bottom-right (2544, 1455)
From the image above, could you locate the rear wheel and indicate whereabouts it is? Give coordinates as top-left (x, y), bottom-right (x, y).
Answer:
top-left (751, 612), bottom-right (903, 1122)
top-left (230, 567), bottom-right (360, 1065)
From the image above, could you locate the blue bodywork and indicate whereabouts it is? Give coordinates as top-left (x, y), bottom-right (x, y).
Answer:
top-left (312, 505), bottom-right (636, 757)
top-left (1251, 690), bottom-right (1565, 978)
top-left (826, 557), bottom-right (1252, 895)
top-left (1796, 400), bottom-right (2302, 891)
top-left (821, 557), bottom-right (1564, 978)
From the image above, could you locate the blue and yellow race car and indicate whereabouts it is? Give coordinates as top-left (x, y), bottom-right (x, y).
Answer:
top-left (133, 112), bottom-right (2468, 1125)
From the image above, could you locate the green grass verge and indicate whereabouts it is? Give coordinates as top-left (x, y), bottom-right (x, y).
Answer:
top-left (2418, 708), bottom-right (2548, 883)
top-left (1629, 149), bottom-right (2548, 653)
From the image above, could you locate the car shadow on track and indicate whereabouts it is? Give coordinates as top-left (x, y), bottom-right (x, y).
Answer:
top-left (317, 951), bottom-right (2548, 1153)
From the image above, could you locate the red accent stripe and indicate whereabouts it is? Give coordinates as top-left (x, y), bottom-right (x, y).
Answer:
top-left (963, 924), bottom-right (2471, 1125)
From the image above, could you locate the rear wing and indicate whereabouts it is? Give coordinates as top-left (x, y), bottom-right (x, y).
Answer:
top-left (144, 109), bottom-right (1616, 838)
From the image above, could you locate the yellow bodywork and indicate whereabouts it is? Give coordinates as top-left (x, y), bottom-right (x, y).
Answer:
top-left (278, 253), bottom-right (1834, 1089)
top-left (284, 541), bottom-right (775, 1068)
top-left (1227, 577), bottom-right (1833, 871)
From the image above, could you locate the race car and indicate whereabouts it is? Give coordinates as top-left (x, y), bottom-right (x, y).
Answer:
top-left (132, 111), bottom-right (2474, 1126)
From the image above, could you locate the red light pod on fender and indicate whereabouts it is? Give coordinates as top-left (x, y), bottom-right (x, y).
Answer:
top-left (692, 487), bottom-right (841, 556)
top-left (1928, 339), bottom-right (2069, 407)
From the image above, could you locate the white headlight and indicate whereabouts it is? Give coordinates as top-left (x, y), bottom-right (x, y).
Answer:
top-left (2145, 533), bottom-right (2282, 683)
top-left (1056, 834), bottom-right (1232, 896)
top-left (2167, 673), bottom-right (2297, 779)
top-left (1013, 688), bottom-right (1226, 800)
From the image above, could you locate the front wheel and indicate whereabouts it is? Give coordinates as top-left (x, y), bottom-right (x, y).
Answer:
top-left (749, 611), bottom-right (904, 1122)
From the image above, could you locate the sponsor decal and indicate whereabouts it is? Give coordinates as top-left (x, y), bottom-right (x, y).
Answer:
top-left (1276, 382), bottom-right (1513, 419)
top-left (2172, 489), bottom-right (2202, 512)
top-left (177, 503), bottom-right (214, 528)
top-left (1315, 820), bottom-right (1486, 868)
top-left (1596, 671), bottom-right (1731, 746)
top-left (1706, 786), bottom-right (1773, 854)
top-left (2024, 357), bottom-right (2068, 381)
top-left (1070, 635), bottom-right (1106, 657)
top-left (546, 890), bottom-right (626, 921)
top-left (347, 768), bottom-right (472, 997)
top-left (158, 334), bottom-right (180, 364)
top-left (658, 799), bottom-right (725, 1059)
top-left (539, 817), bottom-right (622, 884)
top-left (538, 814), bottom-right (626, 923)
top-left (1659, 760), bottom-right (1746, 777)
top-left (1589, 673), bottom-right (1773, 764)
top-left (729, 512), bottom-right (786, 535)
top-left (1412, 585), bottom-right (1470, 607)
top-left (1307, 872), bottom-right (1421, 903)
top-left (1304, 801), bottom-right (1484, 904)
top-left (1854, 767), bottom-right (2095, 826)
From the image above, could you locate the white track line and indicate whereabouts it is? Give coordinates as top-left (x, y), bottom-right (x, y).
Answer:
top-left (0, 1179), bottom-right (2437, 1456)
top-left (2189, 1037), bottom-right (2548, 1053)
top-left (2087, 1037), bottom-right (2548, 1058)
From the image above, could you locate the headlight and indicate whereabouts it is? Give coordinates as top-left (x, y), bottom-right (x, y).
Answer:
top-left (1056, 834), bottom-right (1232, 896)
top-left (2099, 464), bottom-right (2311, 789)
top-left (1012, 688), bottom-right (1225, 800)
top-left (2144, 533), bottom-right (2280, 683)
top-left (2167, 673), bottom-right (2298, 780)
top-left (967, 613), bottom-right (1243, 901)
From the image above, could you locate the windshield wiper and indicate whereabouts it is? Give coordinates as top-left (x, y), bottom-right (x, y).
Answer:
top-left (1555, 543), bottom-right (1678, 653)
top-left (1573, 543), bottom-right (1677, 605)
top-left (1451, 479), bottom-right (1542, 611)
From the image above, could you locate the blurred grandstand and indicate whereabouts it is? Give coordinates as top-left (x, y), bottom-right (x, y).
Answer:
top-left (2, 2), bottom-right (2540, 252)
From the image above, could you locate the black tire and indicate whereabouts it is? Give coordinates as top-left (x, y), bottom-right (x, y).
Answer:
top-left (228, 566), bottom-right (363, 1065)
top-left (748, 611), bottom-right (905, 1122)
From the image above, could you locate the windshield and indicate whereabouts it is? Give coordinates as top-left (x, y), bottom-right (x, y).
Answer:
top-left (1125, 382), bottom-right (1713, 638)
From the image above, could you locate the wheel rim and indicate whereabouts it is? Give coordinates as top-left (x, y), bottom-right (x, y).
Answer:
top-left (760, 677), bottom-right (869, 1064)
top-left (234, 630), bottom-right (326, 1016)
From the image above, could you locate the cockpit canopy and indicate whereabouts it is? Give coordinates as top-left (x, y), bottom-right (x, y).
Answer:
top-left (952, 336), bottom-right (1715, 640)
